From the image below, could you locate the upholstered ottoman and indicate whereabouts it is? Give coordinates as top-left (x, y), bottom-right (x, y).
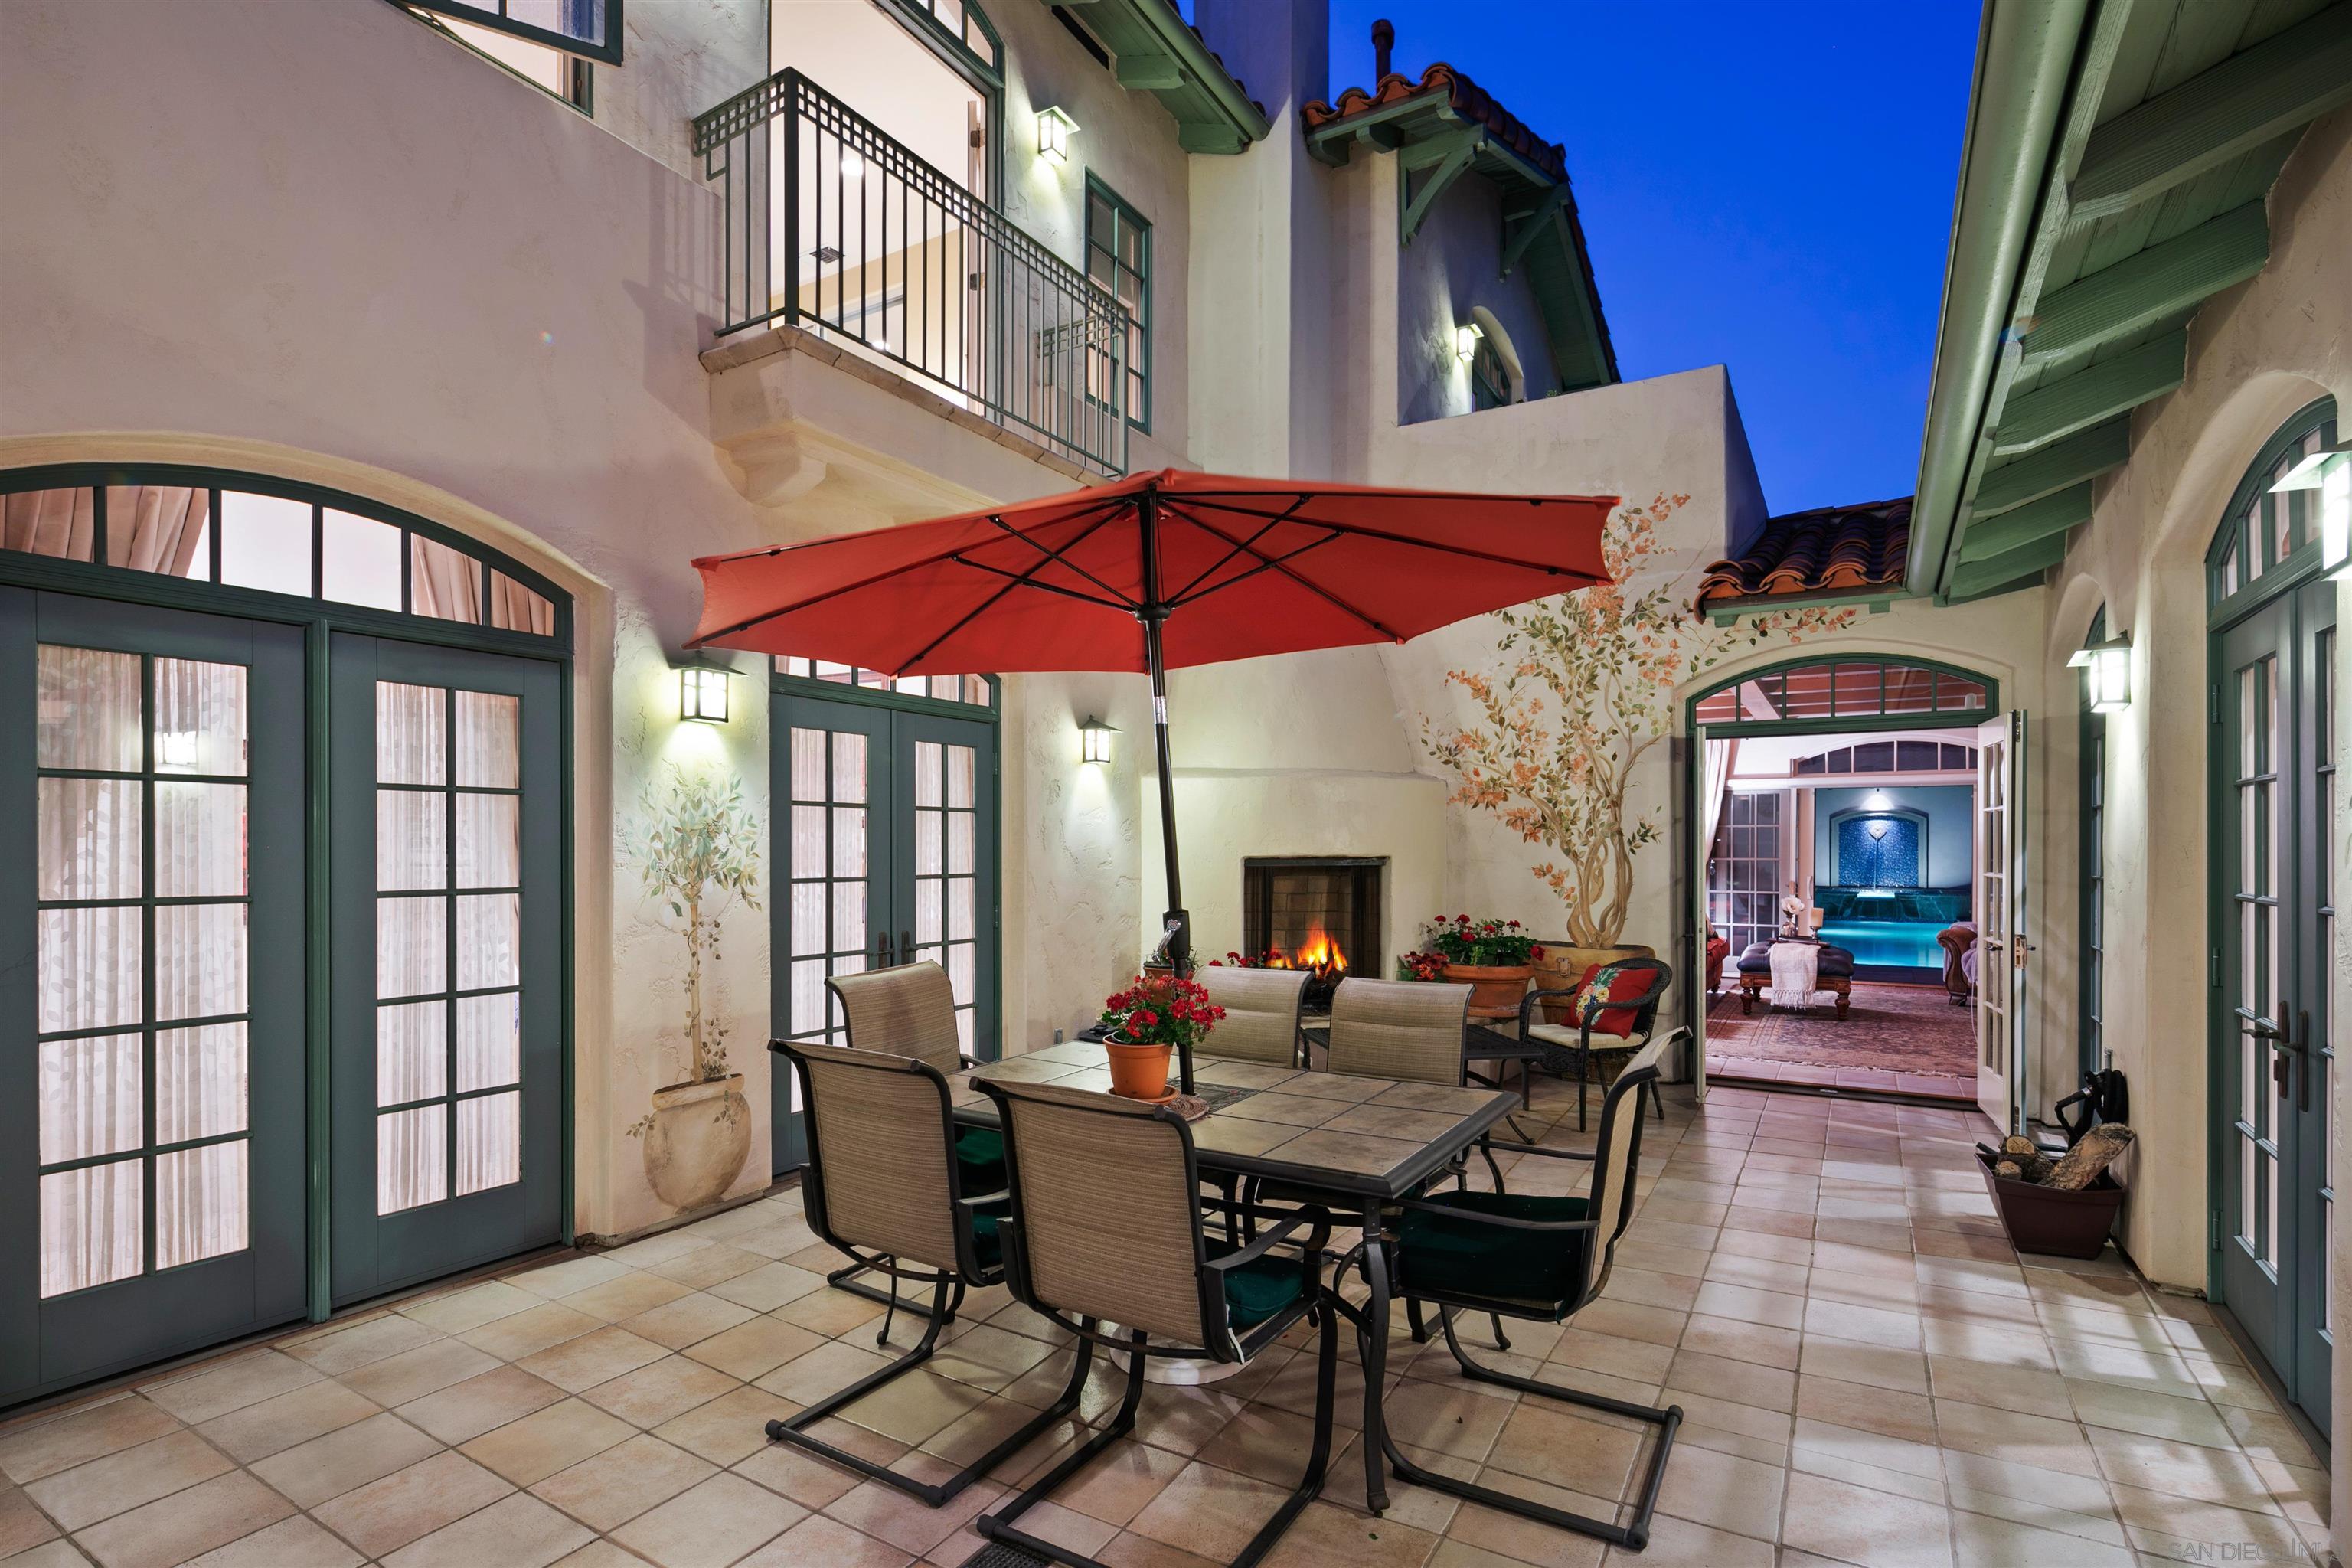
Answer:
top-left (1736, 942), bottom-right (1854, 1019)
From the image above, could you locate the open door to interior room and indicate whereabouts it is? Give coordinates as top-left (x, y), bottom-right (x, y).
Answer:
top-left (1975, 710), bottom-right (2027, 1133)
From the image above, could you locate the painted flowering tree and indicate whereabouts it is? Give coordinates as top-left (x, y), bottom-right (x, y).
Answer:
top-left (1422, 493), bottom-right (1857, 949)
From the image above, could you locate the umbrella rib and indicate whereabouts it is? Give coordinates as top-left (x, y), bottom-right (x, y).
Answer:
top-left (1164, 495), bottom-right (1314, 603)
top-left (1165, 531), bottom-right (1346, 610)
top-left (947, 555), bottom-right (1132, 610)
top-left (894, 508), bottom-right (1134, 671)
top-left (985, 512), bottom-right (1139, 610)
top-left (1164, 502), bottom-right (1403, 642)
top-left (1168, 495), bottom-right (1609, 578)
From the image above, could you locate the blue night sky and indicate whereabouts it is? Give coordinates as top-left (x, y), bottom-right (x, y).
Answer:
top-left (1321, 1), bottom-right (1981, 516)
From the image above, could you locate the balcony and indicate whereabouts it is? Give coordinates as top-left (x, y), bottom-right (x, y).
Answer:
top-left (693, 70), bottom-right (1131, 483)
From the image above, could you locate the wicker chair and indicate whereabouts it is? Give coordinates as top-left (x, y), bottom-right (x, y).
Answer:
top-left (1520, 957), bottom-right (1672, 1129)
top-left (827, 962), bottom-right (995, 1315)
top-left (1194, 964), bottom-right (1311, 1068)
top-left (1365, 1031), bottom-right (1687, 1551)
top-left (975, 1078), bottom-right (1338, 1568)
top-left (763, 1039), bottom-right (1086, 1505)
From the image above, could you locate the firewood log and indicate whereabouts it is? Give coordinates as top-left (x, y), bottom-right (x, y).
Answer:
top-left (1994, 1160), bottom-right (2024, 1181)
top-left (1998, 1134), bottom-right (2055, 1183)
top-left (2043, 1124), bottom-right (2134, 1191)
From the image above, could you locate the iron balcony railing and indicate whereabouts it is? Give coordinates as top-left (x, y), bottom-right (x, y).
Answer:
top-left (694, 70), bottom-right (1129, 476)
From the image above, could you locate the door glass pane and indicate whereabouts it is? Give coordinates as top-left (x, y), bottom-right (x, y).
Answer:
top-left (377, 684), bottom-right (447, 785)
top-left (155, 903), bottom-right (247, 1022)
top-left (378, 896), bottom-right (446, 997)
top-left (377, 1105), bottom-right (447, 1214)
top-left (456, 894), bottom-right (520, 989)
top-left (38, 778), bottom-right (142, 900)
top-left (831, 808), bottom-right (865, 879)
top-left (155, 1023), bottom-right (250, 1144)
top-left (38, 1034), bottom-right (143, 1164)
top-left (790, 884), bottom-right (825, 956)
top-left (377, 790), bottom-right (446, 890)
top-left (456, 794), bottom-right (519, 888)
top-left (791, 729), bottom-right (825, 801)
top-left (832, 733), bottom-right (867, 803)
top-left (914, 741), bottom-right (942, 807)
top-left (153, 659), bottom-right (246, 777)
top-left (453, 691), bottom-right (518, 789)
top-left (41, 1161), bottom-right (142, 1297)
top-left (155, 782), bottom-right (247, 897)
top-left (155, 1143), bottom-right (249, 1270)
top-left (947, 746), bottom-right (974, 807)
top-left (456, 1093), bottom-right (521, 1195)
top-left (378, 1001), bottom-right (449, 1106)
top-left (39, 906), bottom-right (143, 1033)
top-left (37, 646), bottom-right (142, 770)
top-left (457, 993), bottom-right (521, 1091)
top-left (791, 805), bottom-right (826, 877)
top-left (831, 883), bottom-right (865, 956)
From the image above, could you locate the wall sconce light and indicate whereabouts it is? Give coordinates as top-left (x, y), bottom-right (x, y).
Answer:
top-left (1454, 321), bottom-right (1484, 362)
top-left (2269, 439), bottom-right (2351, 579)
top-left (678, 662), bottom-right (731, 724)
top-left (1037, 105), bottom-right (1077, 165)
top-left (2069, 632), bottom-right (2132, 714)
top-left (1079, 714), bottom-right (1116, 764)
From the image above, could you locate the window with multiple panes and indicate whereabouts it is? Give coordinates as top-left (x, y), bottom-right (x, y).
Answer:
top-left (2079, 606), bottom-right (2106, 1077)
top-left (405, 0), bottom-right (620, 65)
top-left (1707, 790), bottom-right (1785, 960)
top-left (2210, 403), bottom-right (2338, 607)
top-left (1085, 178), bottom-right (1151, 432)
top-left (773, 656), bottom-right (991, 708)
top-left (1692, 658), bottom-right (1992, 727)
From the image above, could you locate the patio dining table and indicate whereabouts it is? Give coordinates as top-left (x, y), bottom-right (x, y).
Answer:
top-left (951, 1040), bottom-right (1521, 1515)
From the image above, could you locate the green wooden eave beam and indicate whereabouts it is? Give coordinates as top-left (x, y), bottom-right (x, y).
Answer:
top-left (2020, 201), bottom-right (2267, 369)
top-left (1948, 531), bottom-right (2068, 599)
top-left (1500, 185), bottom-right (1573, 276)
top-left (1969, 417), bottom-right (2132, 518)
top-left (2070, 1), bottom-right (2352, 221)
top-left (1400, 129), bottom-right (1485, 245)
top-left (1991, 329), bottom-right (2186, 455)
top-left (1044, 0), bottom-right (1269, 152)
top-left (1958, 482), bottom-right (2092, 562)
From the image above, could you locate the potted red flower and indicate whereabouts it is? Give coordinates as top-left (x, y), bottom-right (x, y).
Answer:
top-left (1421, 914), bottom-right (1545, 1011)
top-left (1098, 973), bottom-right (1226, 1102)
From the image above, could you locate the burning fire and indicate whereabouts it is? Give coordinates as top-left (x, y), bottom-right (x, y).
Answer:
top-left (1265, 924), bottom-right (1348, 982)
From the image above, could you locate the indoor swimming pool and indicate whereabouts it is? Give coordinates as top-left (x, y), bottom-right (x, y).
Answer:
top-left (1817, 919), bottom-right (1947, 971)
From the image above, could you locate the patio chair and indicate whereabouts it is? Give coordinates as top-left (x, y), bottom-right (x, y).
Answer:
top-left (1194, 963), bottom-right (1311, 1068)
top-left (974, 1078), bottom-right (1338, 1568)
top-left (763, 1038), bottom-right (1089, 1505)
top-left (1361, 1031), bottom-right (1686, 1552)
top-left (1520, 957), bottom-right (1672, 1129)
top-left (826, 962), bottom-right (995, 1318)
top-left (1323, 975), bottom-right (1472, 1085)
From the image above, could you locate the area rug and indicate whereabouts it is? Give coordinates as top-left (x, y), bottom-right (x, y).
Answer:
top-left (1705, 980), bottom-right (1975, 1078)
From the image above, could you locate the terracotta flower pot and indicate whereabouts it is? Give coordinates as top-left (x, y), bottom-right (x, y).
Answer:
top-left (642, 1073), bottom-right (750, 1212)
top-left (1534, 944), bottom-right (1654, 1024)
top-left (1103, 1039), bottom-right (1174, 1101)
top-left (1443, 962), bottom-right (1535, 1013)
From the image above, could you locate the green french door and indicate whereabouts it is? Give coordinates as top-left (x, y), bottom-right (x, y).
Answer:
top-left (328, 636), bottom-right (564, 1305)
top-left (0, 590), bottom-right (307, 1406)
top-left (2215, 580), bottom-right (2335, 1432)
top-left (770, 691), bottom-right (998, 1174)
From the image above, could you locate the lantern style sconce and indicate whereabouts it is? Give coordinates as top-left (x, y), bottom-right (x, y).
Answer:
top-left (1079, 714), bottom-right (1116, 765)
top-left (678, 662), bottom-right (731, 724)
top-left (1454, 321), bottom-right (1484, 362)
top-left (2269, 439), bottom-right (2352, 580)
top-left (1037, 105), bottom-right (1077, 165)
top-left (2069, 632), bottom-right (2132, 715)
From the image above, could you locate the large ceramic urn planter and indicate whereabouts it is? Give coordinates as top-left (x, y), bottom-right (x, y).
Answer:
top-left (643, 1073), bottom-right (750, 1212)
top-left (1444, 962), bottom-right (1535, 1014)
top-left (1103, 1040), bottom-right (1174, 1101)
top-left (1534, 944), bottom-right (1655, 1024)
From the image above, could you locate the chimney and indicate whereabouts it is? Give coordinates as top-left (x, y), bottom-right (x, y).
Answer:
top-left (1372, 18), bottom-right (1394, 79)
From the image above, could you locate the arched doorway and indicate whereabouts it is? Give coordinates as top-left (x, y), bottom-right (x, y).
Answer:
top-left (1682, 653), bottom-right (2016, 1115)
top-left (2204, 396), bottom-right (2338, 1436)
top-left (0, 462), bottom-right (573, 1408)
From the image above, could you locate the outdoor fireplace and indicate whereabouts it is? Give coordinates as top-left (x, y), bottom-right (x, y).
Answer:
top-left (1240, 857), bottom-right (1384, 1012)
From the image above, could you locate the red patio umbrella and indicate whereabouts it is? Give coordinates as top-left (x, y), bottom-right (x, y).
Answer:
top-left (688, 469), bottom-right (1618, 1092)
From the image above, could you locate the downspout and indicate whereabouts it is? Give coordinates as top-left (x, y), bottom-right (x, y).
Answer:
top-left (1906, 0), bottom-right (2090, 599)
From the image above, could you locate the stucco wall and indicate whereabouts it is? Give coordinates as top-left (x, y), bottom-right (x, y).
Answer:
top-left (2037, 106), bottom-right (2352, 1314)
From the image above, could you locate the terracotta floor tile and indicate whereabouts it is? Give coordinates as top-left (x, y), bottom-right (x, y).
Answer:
top-left (531, 1433), bottom-right (717, 1531)
top-left (0, 1397), bottom-right (184, 1485)
top-left (138, 1351), bottom-right (322, 1425)
top-left (579, 1354), bottom-right (741, 1429)
top-left (611, 1472), bottom-right (806, 1567)
top-left (516, 1328), bottom-right (671, 1394)
top-left (459, 1301), bottom-right (609, 1362)
top-left (1125, 1461), bottom-right (1294, 1563)
top-left (676, 1315), bottom-right (825, 1382)
top-left (738, 1514), bottom-right (913, 1567)
top-left (381, 1491), bottom-right (593, 1568)
top-left (459, 1399), bottom-right (636, 1487)
top-left (24, 1429), bottom-right (233, 1530)
top-left (69, 1470), bottom-right (294, 1568)
top-left (652, 1384), bottom-right (791, 1467)
top-left (248, 1410), bottom-right (445, 1508)
top-left (340, 1340), bottom-right (504, 1408)
top-left (307, 1449), bottom-right (512, 1558)
top-left (181, 1513), bottom-right (364, 1568)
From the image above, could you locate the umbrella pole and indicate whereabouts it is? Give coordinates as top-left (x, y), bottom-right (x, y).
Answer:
top-left (1139, 493), bottom-right (1193, 1096)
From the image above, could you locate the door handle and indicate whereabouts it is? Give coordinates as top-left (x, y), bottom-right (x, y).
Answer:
top-left (902, 929), bottom-right (916, 968)
top-left (874, 929), bottom-right (894, 968)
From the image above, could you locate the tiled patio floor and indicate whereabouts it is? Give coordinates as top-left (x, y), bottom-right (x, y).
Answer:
top-left (0, 1076), bottom-right (2330, 1568)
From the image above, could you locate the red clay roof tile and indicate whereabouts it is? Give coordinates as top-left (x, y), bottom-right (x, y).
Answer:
top-left (1303, 63), bottom-right (1569, 184)
top-left (1697, 498), bottom-right (1913, 608)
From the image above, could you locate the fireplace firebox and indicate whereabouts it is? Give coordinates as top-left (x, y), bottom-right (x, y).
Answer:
top-left (1240, 857), bottom-right (1383, 1012)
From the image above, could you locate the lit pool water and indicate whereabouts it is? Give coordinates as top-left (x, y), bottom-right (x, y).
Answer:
top-left (1817, 920), bottom-right (1946, 971)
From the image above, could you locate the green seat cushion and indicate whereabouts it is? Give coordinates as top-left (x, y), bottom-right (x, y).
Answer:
top-left (970, 1210), bottom-right (1003, 1272)
top-left (1395, 1191), bottom-right (1591, 1305)
top-left (956, 1127), bottom-right (1006, 1192)
top-left (1207, 1244), bottom-right (1308, 1330)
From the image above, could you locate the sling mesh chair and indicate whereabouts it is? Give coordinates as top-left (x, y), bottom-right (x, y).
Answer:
top-left (825, 962), bottom-right (995, 1321)
top-left (975, 1078), bottom-right (1340, 1568)
top-left (1357, 1031), bottom-right (1687, 1551)
top-left (1519, 956), bottom-right (1673, 1129)
top-left (763, 1038), bottom-right (1089, 1505)
top-left (1193, 964), bottom-right (1311, 1069)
